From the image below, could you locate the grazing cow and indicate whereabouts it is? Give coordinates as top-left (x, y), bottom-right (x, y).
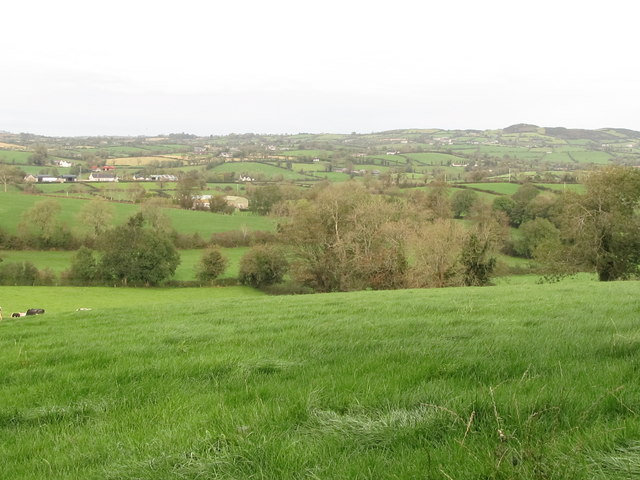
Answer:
top-left (12, 312), bottom-right (25, 317)
top-left (26, 308), bottom-right (45, 315)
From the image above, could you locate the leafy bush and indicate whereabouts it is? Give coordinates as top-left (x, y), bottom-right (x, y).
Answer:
top-left (171, 232), bottom-right (208, 249)
top-left (210, 230), bottom-right (277, 248)
top-left (238, 245), bottom-right (288, 288)
top-left (196, 248), bottom-right (228, 284)
top-left (63, 247), bottom-right (99, 285)
top-left (0, 261), bottom-right (55, 286)
top-left (98, 213), bottom-right (180, 286)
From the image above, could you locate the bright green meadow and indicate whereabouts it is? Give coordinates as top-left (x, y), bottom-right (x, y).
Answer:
top-left (1, 279), bottom-right (639, 479)
top-left (0, 247), bottom-right (248, 282)
top-left (0, 192), bottom-right (276, 237)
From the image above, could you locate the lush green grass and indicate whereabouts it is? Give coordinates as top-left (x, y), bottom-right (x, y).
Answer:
top-left (171, 247), bottom-right (248, 281)
top-left (0, 250), bottom-right (75, 274)
top-left (165, 210), bottom-right (276, 238)
top-left (570, 151), bottom-right (613, 164)
top-left (100, 145), bottom-right (154, 156)
top-left (457, 182), bottom-right (521, 195)
top-left (0, 285), bottom-right (262, 313)
top-left (291, 162), bottom-right (328, 172)
top-left (0, 193), bottom-right (135, 234)
top-left (278, 149), bottom-right (332, 158)
top-left (0, 247), bottom-right (248, 282)
top-left (1, 279), bottom-right (640, 478)
top-left (312, 171), bottom-right (351, 182)
top-left (108, 156), bottom-right (184, 166)
top-left (210, 162), bottom-right (316, 180)
top-left (404, 152), bottom-right (469, 165)
top-left (0, 150), bottom-right (34, 164)
top-left (0, 192), bottom-right (276, 237)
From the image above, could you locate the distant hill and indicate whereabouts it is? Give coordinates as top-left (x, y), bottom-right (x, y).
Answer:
top-left (503, 124), bottom-right (540, 134)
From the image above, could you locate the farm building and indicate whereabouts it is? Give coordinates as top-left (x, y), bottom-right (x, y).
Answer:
top-left (223, 195), bottom-right (249, 210)
top-left (89, 172), bottom-right (118, 182)
top-left (192, 195), bottom-right (249, 210)
top-left (149, 174), bottom-right (178, 182)
top-left (36, 175), bottom-right (61, 183)
top-left (91, 166), bottom-right (116, 172)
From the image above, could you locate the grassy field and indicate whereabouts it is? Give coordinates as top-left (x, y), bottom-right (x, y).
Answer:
top-left (277, 150), bottom-right (332, 159)
top-left (0, 192), bottom-right (276, 237)
top-left (457, 182), bottom-right (521, 195)
top-left (0, 150), bottom-right (34, 164)
top-left (166, 247), bottom-right (248, 281)
top-left (404, 152), bottom-right (468, 165)
top-left (0, 250), bottom-right (75, 274)
top-left (107, 156), bottom-right (185, 167)
top-left (1, 279), bottom-right (639, 478)
top-left (210, 162), bottom-right (316, 181)
top-left (0, 247), bottom-right (248, 282)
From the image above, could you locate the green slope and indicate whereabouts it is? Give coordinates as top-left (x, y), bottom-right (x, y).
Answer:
top-left (1, 279), bottom-right (639, 479)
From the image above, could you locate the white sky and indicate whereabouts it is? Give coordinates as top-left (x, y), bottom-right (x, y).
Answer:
top-left (2, 0), bottom-right (639, 136)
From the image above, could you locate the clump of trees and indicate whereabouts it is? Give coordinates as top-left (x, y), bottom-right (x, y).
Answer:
top-left (239, 245), bottom-right (289, 288)
top-left (279, 182), bottom-right (503, 292)
top-left (534, 167), bottom-right (640, 281)
top-left (64, 212), bottom-right (180, 286)
top-left (498, 167), bottom-right (640, 282)
top-left (0, 165), bottom-right (25, 192)
top-left (18, 199), bottom-right (77, 249)
top-left (0, 260), bottom-right (55, 286)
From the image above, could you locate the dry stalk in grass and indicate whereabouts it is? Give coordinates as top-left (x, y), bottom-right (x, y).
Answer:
top-left (489, 387), bottom-right (506, 442)
top-left (439, 468), bottom-right (455, 480)
top-left (580, 385), bottom-right (626, 421)
top-left (461, 410), bottom-right (475, 445)
top-left (421, 403), bottom-right (464, 423)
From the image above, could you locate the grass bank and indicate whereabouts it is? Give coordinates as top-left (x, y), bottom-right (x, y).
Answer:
top-left (1, 279), bottom-right (639, 478)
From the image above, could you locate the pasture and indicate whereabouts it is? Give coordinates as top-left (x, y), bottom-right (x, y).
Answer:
top-left (404, 152), bottom-right (468, 165)
top-left (107, 156), bottom-right (186, 167)
top-left (209, 162), bottom-right (316, 181)
top-left (0, 192), bottom-right (276, 237)
top-left (0, 150), bottom-right (34, 164)
top-left (1, 279), bottom-right (639, 478)
top-left (0, 247), bottom-right (248, 282)
top-left (456, 182), bottom-right (521, 195)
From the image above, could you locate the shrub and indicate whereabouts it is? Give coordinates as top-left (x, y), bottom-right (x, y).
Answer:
top-left (210, 230), bottom-right (277, 248)
top-left (63, 247), bottom-right (99, 285)
top-left (0, 261), bottom-right (54, 286)
top-left (172, 232), bottom-right (208, 249)
top-left (238, 245), bottom-right (289, 288)
top-left (196, 248), bottom-right (228, 284)
top-left (209, 195), bottom-right (235, 214)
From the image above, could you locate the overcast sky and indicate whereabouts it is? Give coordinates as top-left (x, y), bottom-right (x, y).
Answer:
top-left (2, 0), bottom-right (639, 136)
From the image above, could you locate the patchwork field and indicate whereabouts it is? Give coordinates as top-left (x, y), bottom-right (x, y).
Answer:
top-left (1, 279), bottom-right (639, 479)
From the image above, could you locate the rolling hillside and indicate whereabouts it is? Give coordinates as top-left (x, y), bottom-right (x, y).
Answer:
top-left (1, 279), bottom-right (639, 479)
